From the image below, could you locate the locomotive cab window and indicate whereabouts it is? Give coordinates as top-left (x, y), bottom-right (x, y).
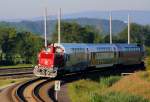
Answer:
top-left (55, 47), bottom-right (64, 53)
top-left (46, 47), bottom-right (51, 52)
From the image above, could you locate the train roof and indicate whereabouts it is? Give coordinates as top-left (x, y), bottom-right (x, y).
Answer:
top-left (53, 43), bottom-right (143, 53)
top-left (54, 43), bottom-right (140, 48)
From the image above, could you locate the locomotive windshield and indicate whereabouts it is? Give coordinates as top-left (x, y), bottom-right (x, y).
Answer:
top-left (45, 47), bottom-right (51, 52)
top-left (55, 47), bottom-right (64, 53)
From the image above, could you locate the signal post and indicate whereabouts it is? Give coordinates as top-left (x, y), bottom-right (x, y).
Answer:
top-left (55, 80), bottom-right (61, 101)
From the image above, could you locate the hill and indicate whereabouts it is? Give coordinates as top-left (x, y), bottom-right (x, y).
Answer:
top-left (63, 10), bottom-right (150, 25)
top-left (0, 18), bottom-right (126, 36)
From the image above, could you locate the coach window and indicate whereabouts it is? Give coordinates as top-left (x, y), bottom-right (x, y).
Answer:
top-left (135, 48), bottom-right (137, 51)
top-left (138, 48), bottom-right (139, 52)
top-left (138, 48), bottom-right (140, 52)
top-left (131, 48), bottom-right (133, 52)
top-left (129, 48), bottom-right (130, 52)
top-left (137, 48), bottom-right (139, 52)
top-left (72, 48), bottom-right (74, 52)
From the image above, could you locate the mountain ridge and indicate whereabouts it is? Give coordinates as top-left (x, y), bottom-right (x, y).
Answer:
top-left (0, 10), bottom-right (149, 25)
top-left (0, 18), bottom-right (127, 36)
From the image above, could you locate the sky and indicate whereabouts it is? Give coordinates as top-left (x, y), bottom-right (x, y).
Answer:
top-left (0, 0), bottom-right (149, 20)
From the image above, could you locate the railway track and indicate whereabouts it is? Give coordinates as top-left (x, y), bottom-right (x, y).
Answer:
top-left (34, 78), bottom-right (55, 102)
top-left (0, 67), bottom-right (33, 78)
top-left (0, 72), bottom-right (33, 79)
top-left (0, 65), bottom-right (144, 102)
top-left (0, 72), bottom-right (33, 76)
top-left (0, 67), bottom-right (32, 74)
top-left (0, 67), bottom-right (32, 71)
top-left (8, 70), bottom-right (98, 102)
top-left (15, 77), bottom-right (45, 102)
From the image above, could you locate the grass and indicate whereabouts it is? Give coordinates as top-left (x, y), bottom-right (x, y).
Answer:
top-left (0, 78), bottom-right (29, 88)
top-left (99, 76), bottom-right (121, 87)
top-left (145, 56), bottom-right (150, 70)
top-left (107, 72), bottom-right (150, 100)
top-left (90, 91), bottom-right (149, 102)
top-left (138, 71), bottom-right (150, 81)
top-left (0, 64), bottom-right (33, 69)
top-left (68, 76), bottom-right (122, 102)
top-left (68, 74), bottom-right (150, 102)
top-left (68, 79), bottom-right (100, 102)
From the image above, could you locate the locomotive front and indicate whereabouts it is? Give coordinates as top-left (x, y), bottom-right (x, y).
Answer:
top-left (33, 44), bottom-right (65, 77)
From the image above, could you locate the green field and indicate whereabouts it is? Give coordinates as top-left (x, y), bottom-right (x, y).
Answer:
top-left (0, 64), bottom-right (33, 69)
top-left (0, 78), bottom-right (30, 88)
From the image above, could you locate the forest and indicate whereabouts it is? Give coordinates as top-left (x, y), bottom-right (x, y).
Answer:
top-left (0, 21), bottom-right (150, 65)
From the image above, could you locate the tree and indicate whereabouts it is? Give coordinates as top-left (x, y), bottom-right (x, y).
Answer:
top-left (0, 27), bottom-right (44, 65)
top-left (51, 21), bottom-right (103, 43)
top-left (118, 23), bottom-right (146, 44)
top-left (14, 32), bottom-right (44, 64)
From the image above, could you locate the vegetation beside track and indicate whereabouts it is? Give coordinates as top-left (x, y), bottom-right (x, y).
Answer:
top-left (68, 73), bottom-right (150, 102)
top-left (0, 64), bottom-right (33, 69)
top-left (145, 55), bottom-right (150, 70)
top-left (0, 78), bottom-right (30, 88)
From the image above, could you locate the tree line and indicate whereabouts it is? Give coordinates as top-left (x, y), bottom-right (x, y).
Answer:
top-left (52, 22), bottom-right (150, 46)
top-left (0, 21), bottom-right (150, 65)
top-left (0, 27), bottom-right (44, 65)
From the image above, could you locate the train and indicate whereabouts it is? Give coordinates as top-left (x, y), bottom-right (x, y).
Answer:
top-left (33, 43), bottom-right (145, 77)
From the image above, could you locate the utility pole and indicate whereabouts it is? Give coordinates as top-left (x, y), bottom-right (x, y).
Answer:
top-left (128, 14), bottom-right (130, 44)
top-left (58, 8), bottom-right (61, 44)
top-left (109, 12), bottom-right (112, 44)
top-left (44, 8), bottom-right (47, 47)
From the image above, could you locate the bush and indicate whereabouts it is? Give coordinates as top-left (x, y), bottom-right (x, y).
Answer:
top-left (90, 91), bottom-right (150, 102)
top-left (99, 76), bottom-right (121, 87)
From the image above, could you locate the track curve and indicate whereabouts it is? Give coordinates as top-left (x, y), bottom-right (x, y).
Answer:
top-left (15, 78), bottom-right (45, 102)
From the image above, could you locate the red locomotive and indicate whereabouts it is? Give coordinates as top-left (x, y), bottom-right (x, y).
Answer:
top-left (34, 44), bottom-right (65, 77)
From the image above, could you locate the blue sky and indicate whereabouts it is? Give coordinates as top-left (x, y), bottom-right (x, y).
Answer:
top-left (0, 0), bottom-right (149, 20)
